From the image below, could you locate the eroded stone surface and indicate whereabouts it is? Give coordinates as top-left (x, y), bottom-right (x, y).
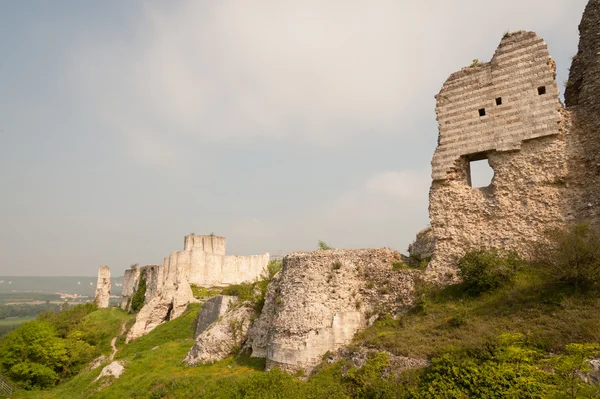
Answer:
top-left (194, 295), bottom-right (237, 339)
top-left (428, 2), bottom-right (600, 278)
top-left (184, 304), bottom-right (253, 365)
top-left (94, 361), bottom-right (124, 382)
top-left (94, 266), bottom-right (111, 309)
top-left (248, 249), bottom-right (417, 374)
top-left (427, 31), bottom-right (571, 279)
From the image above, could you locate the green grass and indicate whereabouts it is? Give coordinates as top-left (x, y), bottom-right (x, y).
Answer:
top-left (353, 267), bottom-right (600, 358)
top-left (10, 266), bottom-right (600, 398)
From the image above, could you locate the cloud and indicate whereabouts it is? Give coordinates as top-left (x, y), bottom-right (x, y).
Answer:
top-left (322, 169), bottom-right (429, 225)
top-left (75, 0), bottom-right (582, 166)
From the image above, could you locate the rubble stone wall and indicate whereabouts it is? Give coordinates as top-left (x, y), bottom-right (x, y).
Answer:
top-left (428, 1), bottom-right (600, 277)
top-left (428, 31), bottom-right (570, 277)
top-left (245, 249), bottom-right (417, 374)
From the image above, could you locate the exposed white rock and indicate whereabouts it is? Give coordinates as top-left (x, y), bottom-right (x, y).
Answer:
top-left (94, 361), bottom-right (124, 382)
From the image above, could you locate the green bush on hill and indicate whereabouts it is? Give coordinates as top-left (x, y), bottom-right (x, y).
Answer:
top-left (131, 270), bottom-right (147, 313)
top-left (457, 249), bottom-right (523, 294)
top-left (534, 223), bottom-right (600, 291)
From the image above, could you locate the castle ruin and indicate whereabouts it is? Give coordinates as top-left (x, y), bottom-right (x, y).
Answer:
top-left (428, 0), bottom-right (600, 277)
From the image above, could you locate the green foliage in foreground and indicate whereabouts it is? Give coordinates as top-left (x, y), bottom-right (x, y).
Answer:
top-left (0, 305), bottom-right (132, 390)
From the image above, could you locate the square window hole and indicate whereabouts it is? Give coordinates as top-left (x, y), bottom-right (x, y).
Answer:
top-left (478, 108), bottom-right (486, 117)
top-left (537, 86), bottom-right (546, 95)
top-left (495, 97), bottom-right (502, 105)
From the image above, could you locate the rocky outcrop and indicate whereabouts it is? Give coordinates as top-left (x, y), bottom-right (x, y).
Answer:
top-left (94, 361), bottom-right (125, 382)
top-left (246, 249), bottom-right (417, 374)
top-left (185, 300), bottom-right (254, 365)
top-left (94, 266), bottom-right (111, 308)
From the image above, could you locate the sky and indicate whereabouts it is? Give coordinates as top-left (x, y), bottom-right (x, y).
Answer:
top-left (0, 0), bottom-right (589, 276)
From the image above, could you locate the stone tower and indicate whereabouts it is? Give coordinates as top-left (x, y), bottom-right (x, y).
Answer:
top-left (95, 265), bottom-right (111, 308)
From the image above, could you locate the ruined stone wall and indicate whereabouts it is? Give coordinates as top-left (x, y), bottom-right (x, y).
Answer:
top-left (428, 31), bottom-right (570, 277)
top-left (94, 265), bottom-right (111, 308)
top-left (120, 268), bottom-right (140, 310)
top-left (245, 249), bottom-right (416, 374)
top-left (565, 0), bottom-right (600, 226)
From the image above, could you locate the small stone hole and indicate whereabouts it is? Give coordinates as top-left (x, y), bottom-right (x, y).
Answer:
top-left (495, 97), bottom-right (502, 105)
top-left (478, 108), bottom-right (486, 117)
top-left (537, 86), bottom-right (546, 95)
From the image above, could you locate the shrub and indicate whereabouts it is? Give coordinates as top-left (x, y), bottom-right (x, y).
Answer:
top-left (457, 249), bottom-right (522, 295)
top-left (533, 223), bottom-right (600, 291)
top-left (318, 240), bottom-right (333, 250)
top-left (130, 270), bottom-right (147, 313)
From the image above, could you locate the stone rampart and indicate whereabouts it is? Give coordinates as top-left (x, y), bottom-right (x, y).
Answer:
top-left (245, 249), bottom-right (417, 374)
top-left (172, 235), bottom-right (269, 287)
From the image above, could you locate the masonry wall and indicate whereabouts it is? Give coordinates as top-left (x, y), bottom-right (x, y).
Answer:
top-left (428, 31), bottom-right (569, 277)
top-left (247, 249), bottom-right (417, 374)
top-left (565, 0), bottom-right (600, 226)
top-left (174, 235), bottom-right (269, 287)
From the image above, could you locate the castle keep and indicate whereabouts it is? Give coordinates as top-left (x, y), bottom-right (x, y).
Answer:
top-left (428, 0), bottom-right (600, 276)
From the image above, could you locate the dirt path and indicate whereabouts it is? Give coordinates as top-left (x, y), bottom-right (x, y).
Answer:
top-left (109, 322), bottom-right (127, 362)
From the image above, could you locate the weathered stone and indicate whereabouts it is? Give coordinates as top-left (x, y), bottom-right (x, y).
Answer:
top-left (408, 227), bottom-right (435, 261)
top-left (248, 249), bottom-right (417, 374)
top-left (194, 295), bottom-right (237, 339)
top-left (126, 260), bottom-right (194, 342)
top-left (94, 266), bottom-right (111, 308)
top-left (184, 304), bottom-right (254, 365)
top-left (94, 361), bottom-right (124, 382)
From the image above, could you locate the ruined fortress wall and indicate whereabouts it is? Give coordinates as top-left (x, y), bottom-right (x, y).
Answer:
top-left (120, 268), bottom-right (140, 310)
top-left (184, 234), bottom-right (226, 254)
top-left (255, 249), bottom-right (416, 374)
top-left (94, 265), bottom-right (111, 308)
top-left (565, 0), bottom-right (600, 226)
top-left (428, 31), bottom-right (569, 277)
top-left (178, 235), bottom-right (269, 287)
top-left (432, 32), bottom-right (561, 181)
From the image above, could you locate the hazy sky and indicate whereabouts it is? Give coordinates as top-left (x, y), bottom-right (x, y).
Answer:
top-left (0, 1), bottom-right (588, 276)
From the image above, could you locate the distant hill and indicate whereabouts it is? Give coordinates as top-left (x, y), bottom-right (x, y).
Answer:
top-left (0, 276), bottom-right (124, 297)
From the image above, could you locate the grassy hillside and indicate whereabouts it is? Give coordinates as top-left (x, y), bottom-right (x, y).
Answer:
top-left (7, 265), bottom-right (599, 398)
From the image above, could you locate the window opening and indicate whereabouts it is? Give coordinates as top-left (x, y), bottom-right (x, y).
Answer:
top-left (468, 159), bottom-right (494, 188)
top-left (537, 86), bottom-right (546, 95)
top-left (495, 97), bottom-right (502, 105)
top-left (478, 108), bottom-right (486, 117)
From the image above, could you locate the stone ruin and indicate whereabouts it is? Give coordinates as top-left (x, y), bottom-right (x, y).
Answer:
top-left (121, 234), bottom-right (269, 341)
top-left (427, 0), bottom-right (600, 278)
top-left (244, 249), bottom-right (417, 373)
top-left (94, 265), bottom-right (111, 308)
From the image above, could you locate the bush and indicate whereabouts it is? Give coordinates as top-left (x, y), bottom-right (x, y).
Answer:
top-left (131, 270), bottom-right (147, 313)
top-left (457, 249), bottom-right (522, 295)
top-left (533, 223), bottom-right (600, 291)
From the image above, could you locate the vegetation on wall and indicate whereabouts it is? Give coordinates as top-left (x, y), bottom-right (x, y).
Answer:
top-left (130, 270), bottom-right (147, 313)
